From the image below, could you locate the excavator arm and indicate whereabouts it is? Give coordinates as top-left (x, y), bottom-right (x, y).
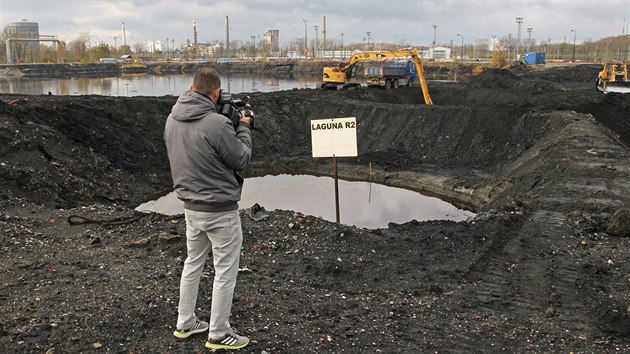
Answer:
top-left (410, 55), bottom-right (433, 105)
top-left (322, 47), bottom-right (433, 105)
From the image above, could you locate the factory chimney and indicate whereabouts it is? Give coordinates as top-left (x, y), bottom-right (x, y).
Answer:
top-left (122, 22), bottom-right (127, 46)
top-left (193, 20), bottom-right (198, 48)
top-left (226, 16), bottom-right (230, 53)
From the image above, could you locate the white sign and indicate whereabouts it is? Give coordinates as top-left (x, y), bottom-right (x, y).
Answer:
top-left (310, 117), bottom-right (358, 157)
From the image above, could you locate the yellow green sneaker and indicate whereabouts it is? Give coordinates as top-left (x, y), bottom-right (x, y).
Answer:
top-left (173, 319), bottom-right (209, 339)
top-left (205, 328), bottom-right (250, 350)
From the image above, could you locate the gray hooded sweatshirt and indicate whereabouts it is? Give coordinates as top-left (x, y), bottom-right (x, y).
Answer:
top-left (164, 90), bottom-right (252, 212)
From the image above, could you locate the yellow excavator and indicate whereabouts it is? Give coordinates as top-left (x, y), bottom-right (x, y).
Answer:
top-left (596, 61), bottom-right (630, 93)
top-left (321, 47), bottom-right (433, 105)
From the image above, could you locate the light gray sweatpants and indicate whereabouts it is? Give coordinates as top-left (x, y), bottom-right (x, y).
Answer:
top-left (176, 209), bottom-right (243, 339)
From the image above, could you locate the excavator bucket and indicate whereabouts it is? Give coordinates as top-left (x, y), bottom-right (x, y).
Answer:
top-left (597, 62), bottom-right (630, 93)
top-left (600, 82), bottom-right (630, 94)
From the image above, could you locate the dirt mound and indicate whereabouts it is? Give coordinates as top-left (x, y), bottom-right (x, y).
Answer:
top-left (576, 91), bottom-right (630, 146)
top-left (2, 64), bottom-right (630, 353)
top-left (464, 65), bottom-right (576, 94)
top-left (465, 67), bottom-right (523, 89)
top-left (506, 59), bottom-right (529, 74)
top-left (528, 63), bottom-right (601, 84)
top-left (0, 95), bottom-right (175, 208)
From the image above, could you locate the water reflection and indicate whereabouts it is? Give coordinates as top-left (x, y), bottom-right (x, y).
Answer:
top-left (136, 174), bottom-right (475, 229)
top-left (0, 79), bottom-right (44, 95)
top-left (0, 73), bottom-right (321, 96)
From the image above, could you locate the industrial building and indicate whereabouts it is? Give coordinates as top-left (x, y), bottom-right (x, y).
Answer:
top-left (263, 29), bottom-right (279, 52)
top-left (3, 19), bottom-right (40, 63)
top-left (426, 46), bottom-right (452, 60)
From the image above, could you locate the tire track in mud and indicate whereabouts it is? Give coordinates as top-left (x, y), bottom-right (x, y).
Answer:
top-left (466, 210), bottom-right (572, 311)
top-left (456, 110), bottom-right (630, 346)
top-left (534, 114), bottom-right (630, 212)
top-left (462, 210), bottom-right (594, 341)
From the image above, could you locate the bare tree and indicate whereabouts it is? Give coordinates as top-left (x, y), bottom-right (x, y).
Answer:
top-left (90, 42), bottom-right (112, 61)
top-left (119, 44), bottom-right (132, 55)
top-left (0, 38), bottom-right (6, 63)
top-left (131, 42), bottom-right (143, 53)
top-left (66, 32), bottom-right (91, 62)
top-left (67, 40), bottom-right (86, 62)
top-left (474, 38), bottom-right (490, 59)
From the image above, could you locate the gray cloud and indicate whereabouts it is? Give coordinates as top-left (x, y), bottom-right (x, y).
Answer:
top-left (2, 0), bottom-right (628, 48)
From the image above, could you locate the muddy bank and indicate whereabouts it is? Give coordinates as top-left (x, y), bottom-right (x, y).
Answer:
top-left (2, 64), bottom-right (630, 352)
top-left (0, 60), bottom-right (487, 81)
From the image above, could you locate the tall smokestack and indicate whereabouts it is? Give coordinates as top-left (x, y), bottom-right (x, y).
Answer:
top-left (193, 20), bottom-right (198, 47)
top-left (226, 16), bottom-right (230, 53)
top-left (122, 22), bottom-right (126, 46)
top-left (322, 16), bottom-right (326, 50)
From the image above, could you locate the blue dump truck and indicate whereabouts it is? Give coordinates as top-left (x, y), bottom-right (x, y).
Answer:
top-left (364, 60), bottom-right (414, 89)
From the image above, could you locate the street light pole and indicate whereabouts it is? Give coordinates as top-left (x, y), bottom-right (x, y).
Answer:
top-left (457, 33), bottom-right (464, 60)
top-left (433, 24), bottom-right (437, 58)
top-left (340, 32), bottom-right (344, 58)
top-left (571, 29), bottom-right (576, 62)
top-left (251, 35), bottom-right (256, 58)
top-left (314, 25), bottom-right (318, 58)
top-left (516, 17), bottom-right (523, 59)
top-left (303, 19), bottom-right (308, 58)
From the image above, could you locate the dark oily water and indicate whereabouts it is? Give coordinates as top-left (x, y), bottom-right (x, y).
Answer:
top-left (0, 73), bottom-right (321, 96)
top-left (137, 174), bottom-right (475, 229)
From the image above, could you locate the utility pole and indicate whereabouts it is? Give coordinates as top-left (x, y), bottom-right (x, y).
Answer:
top-left (251, 35), bottom-right (256, 58)
top-left (314, 25), bottom-right (318, 58)
top-left (340, 32), bottom-right (344, 58)
top-left (302, 19), bottom-right (308, 58)
top-left (433, 24), bottom-right (437, 58)
top-left (322, 16), bottom-right (326, 52)
top-left (571, 29), bottom-right (576, 62)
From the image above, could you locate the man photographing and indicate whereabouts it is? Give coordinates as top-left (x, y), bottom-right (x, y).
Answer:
top-left (164, 67), bottom-right (252, 350)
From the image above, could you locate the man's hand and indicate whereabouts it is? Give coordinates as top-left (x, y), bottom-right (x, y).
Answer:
top-left (239, 110), bottom-right (255, 128)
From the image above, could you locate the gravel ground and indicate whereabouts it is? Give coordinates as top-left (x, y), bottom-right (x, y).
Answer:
top-left (1, 63), bottom-right (630, 353)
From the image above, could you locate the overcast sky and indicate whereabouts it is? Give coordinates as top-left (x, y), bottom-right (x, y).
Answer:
top-left (2, 0), bottom-right (629, 49)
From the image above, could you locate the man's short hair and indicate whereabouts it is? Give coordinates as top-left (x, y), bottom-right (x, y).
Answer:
top-left (192, 68), bottom-right (221, 93)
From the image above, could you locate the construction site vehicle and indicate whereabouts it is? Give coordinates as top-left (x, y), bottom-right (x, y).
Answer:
top-left (364, 61), bottom-right (413, 89)
top-left (596, 61), bottom-right (630, 93)
top-left (322, 47), bottom-right (433, 105)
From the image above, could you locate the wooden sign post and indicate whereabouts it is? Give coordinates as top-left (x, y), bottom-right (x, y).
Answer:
top-left (310, 117), bottom-right (358, 224)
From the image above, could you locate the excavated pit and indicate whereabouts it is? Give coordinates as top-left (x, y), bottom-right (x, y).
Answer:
top-left (2, 63), bottom-right (630, 352)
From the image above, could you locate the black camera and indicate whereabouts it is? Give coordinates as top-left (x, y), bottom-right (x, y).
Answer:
top-left (217, 90), bottom-right (254, 129)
